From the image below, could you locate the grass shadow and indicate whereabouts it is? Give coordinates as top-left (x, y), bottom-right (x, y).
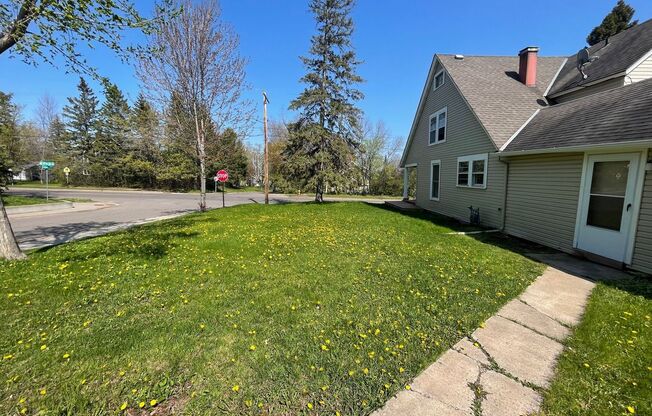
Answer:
top-left (369, 202), bottom-right (484, 232)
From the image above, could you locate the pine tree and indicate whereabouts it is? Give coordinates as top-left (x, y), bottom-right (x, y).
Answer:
top-left (208, 128), bottom-right (249, 187)
top-left (95, 82), bottom-right (131, 185)
top-left (62, 78), bottom-right (99, 178)
top-left (287, 0), bottom-right (363, 202)
top-left (587, 0), bottom-right (637, 46)
top-left (125, 93), bottom-right (160, 188)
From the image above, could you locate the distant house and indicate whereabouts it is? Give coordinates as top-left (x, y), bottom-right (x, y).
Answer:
top-left (11, 163), bottom-right (41, 182)
top-left (400, 18), bottom-right (652, 274)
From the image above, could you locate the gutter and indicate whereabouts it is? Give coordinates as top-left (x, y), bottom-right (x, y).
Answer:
top-left (500, 139), bottom-right (652, 157)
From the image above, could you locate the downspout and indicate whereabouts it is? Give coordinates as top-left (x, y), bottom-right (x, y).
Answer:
top-left (499, 156), bottom-right (509, 231)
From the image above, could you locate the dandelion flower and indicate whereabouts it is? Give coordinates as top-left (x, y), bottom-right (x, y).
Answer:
top-left (150, 399), bottom-right (157, 407)
top-left (138, 401), bottom-right (145, 408)
top-left (232, 385), bottom-right (240, 392)
top-left (40, 388), bottom-right (46, 395)
top-left (249, 345), bottom-right (256, 351)
top-left (120, 402), bottom-right (127, 411)
top-left (63, 353), bottom-right (70, 359)
top-left (307, 403), bottom-right (313, 410)
top-left (40, 345), bottom-right (47, 351)
top-left (627, 406), bottom-right (635, 414)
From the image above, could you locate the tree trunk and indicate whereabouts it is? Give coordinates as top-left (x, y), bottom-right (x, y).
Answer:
top-left (194, 107), bottom-right (207, 212)
top-left (315, 179), bottom-right (323, 203)
top-left (0, 196), bottom-right (26, 260)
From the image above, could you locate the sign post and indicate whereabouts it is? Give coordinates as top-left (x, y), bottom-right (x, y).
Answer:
top-left (63, 167), bottom-right (71, 186)
top-left (216, 170), bottom-right (229, 208)
top-left (39, 160), bottom-right (55, 201)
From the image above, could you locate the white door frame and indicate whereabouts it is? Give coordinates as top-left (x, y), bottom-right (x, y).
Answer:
top-left (573, 149), bottom-right (647, 264)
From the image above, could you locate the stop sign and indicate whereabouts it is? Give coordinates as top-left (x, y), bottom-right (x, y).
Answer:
top-left (216, 170), bottom-right (229, 182)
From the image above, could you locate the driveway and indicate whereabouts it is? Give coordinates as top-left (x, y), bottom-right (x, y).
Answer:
top-left (6, 188), bottom-right (386, 250)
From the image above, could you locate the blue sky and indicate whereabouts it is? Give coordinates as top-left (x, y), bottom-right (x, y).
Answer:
top-left (1, 0), bottom-right (651, 146)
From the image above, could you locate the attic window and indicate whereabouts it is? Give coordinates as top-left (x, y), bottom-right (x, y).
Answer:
top-left (429, 107), bottom-right (447, 145)
top-left (433, 70), bottom-right (445, 90)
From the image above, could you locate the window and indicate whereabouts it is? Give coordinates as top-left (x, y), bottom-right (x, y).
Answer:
top-left (430, 160), bottom-right (441, 200)
top-left (429, 107), bottom-right (447, 145)
top-left (434, 70), bottom-right (445, 90)
top-left (457, 154), bottom-right (488, 188)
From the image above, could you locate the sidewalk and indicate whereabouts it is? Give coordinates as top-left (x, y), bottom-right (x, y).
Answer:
top-left (372, 255), bottom-right (630, 416)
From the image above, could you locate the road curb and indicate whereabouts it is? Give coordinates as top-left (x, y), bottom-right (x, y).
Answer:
top-left (5, 201), bottom-right (73, 214)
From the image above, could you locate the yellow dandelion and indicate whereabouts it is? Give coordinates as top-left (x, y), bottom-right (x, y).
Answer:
top-left (120, 402), bottom-right (127, 411)
top-left (307, 403), bottom-right (314, 410)
top-left (63, 353), bottom-right (70, 359)
top-left (138, 401), bottom-right (145, 408)
top-left (40, 388), bottom-right (46, 395)
top-left (150, 399), bottom-right (157, 407)
top-left (232, 385), bottom-right (240, 392)
top-left (405, 385), bottom-right (411, 390)
top-left (249, 345), bottom-right (256, 351)
top-left (627, 406), bottom-right (635, 414)
top-left (40, 345), bottom-right (47, 351)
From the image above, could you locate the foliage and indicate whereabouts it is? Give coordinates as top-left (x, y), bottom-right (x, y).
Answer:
top-left (61, 78), bottom-right (99, 179)
top-left (208, 128), bottom-right (248, 187)
top-left (586, 0), bottom-right (637, 46)
top-left (0, 0), bottom-right (175, 78)
top-left (287, 0), bottom-right (363, 201)
top-left (0, 202), bottom-right (543, 415)
top-left (541, 278), bottom-right (651, 415)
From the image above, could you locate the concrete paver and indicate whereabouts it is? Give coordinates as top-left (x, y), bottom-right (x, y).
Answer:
top-left (480, 370), bottom-right (541, 416)
top-left (410, 350), bottom-right (478, 414)
top-left (519, 268), bottom-right (595, 326)
top-left (472, 315), bottom-right (563, 388)
top-left (452, 337), bottom-right (490, 366)
top-left (372, 390), bottom-right (468, 416)
top-left (497, 299), bottom-right (570, 341)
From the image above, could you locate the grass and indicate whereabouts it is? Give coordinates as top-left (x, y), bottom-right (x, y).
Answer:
top-left (0, 202), bottom-right (543, 415)
top-left (540, 278), bottom-right (652, 416)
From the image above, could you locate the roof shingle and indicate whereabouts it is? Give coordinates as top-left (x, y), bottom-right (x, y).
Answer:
top-left (548, 18), bottom-right (652, 97)
top-left (503, 78), bottom-right (652, 153)
top-left (438, 55), bottom-right (565, 149)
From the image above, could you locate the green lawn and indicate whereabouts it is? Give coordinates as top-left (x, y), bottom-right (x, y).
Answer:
top-left (540, 278), bottom-right (652, 416)
top-left (0, 202), bottom-right (543, 415)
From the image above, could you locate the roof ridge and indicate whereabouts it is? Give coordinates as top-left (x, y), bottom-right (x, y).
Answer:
top-left (437, 53), bottom-right (566, 58)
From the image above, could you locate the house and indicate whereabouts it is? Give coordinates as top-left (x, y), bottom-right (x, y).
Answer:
top-left (11, 163), bottom-right (41, 182)
top-left (399, 18), bottom-right (652, 274)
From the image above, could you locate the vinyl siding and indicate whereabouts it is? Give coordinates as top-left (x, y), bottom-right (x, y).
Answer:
top-left (631, 151), bottom-right (652, 274)
top-left (403, 59), bottom-right (506, 228)
top-left (504, 153), bottom-right (584, 253)
top-left (627, 54), bottom-right (652, 83)
top-left (553, 76), bottom-right (626, 103)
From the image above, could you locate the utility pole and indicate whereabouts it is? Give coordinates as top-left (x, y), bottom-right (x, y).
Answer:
top-left (263, 92), bottom-right (270, 205)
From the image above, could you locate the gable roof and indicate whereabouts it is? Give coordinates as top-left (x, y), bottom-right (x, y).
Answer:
top-left (502, 77), bottom-right (652, 154)
top-left (547, 18), bottom-right (652, 98)
top-left (437, 54), bottom-right (565, 149)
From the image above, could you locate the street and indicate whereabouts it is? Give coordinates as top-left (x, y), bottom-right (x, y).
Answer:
top-left (6, 188), bottom-right (313, 250)
top-left (6, 188), bottom-right (387, 250)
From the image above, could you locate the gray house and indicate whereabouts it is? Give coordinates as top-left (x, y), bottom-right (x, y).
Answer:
top-left (400, 19), bottom-right (652, 274)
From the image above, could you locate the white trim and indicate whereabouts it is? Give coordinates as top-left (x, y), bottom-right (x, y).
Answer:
top-left (625, 48), bottom-right (652, 75)
top-left (573, 150), bottom-right (647, 264)
top-left (428, 107), bottom-right (448, 146)
top-left (404, 163), bottom-right (417, 168)
top-left (456, 153), bottom-right (488, 189)
top-left (499, 139), bottom-right (652, 157)
top-left (625, 150), bottom-right (648, 264)
top-left (500, 109), bottom-right (540, 151)
top-left (429, 160), bottom-right (441, 201)
top-left (543, 58), bottom-right (568, 97)
top-left (433, 69), bottom-right (446, 91)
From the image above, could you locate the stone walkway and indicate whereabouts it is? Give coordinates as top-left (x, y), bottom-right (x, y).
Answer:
top-left (372, 263), bottom-right (601, 416)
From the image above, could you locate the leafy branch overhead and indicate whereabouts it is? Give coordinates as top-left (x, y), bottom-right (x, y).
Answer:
top-left (0, 0), bottom-right (177, 78)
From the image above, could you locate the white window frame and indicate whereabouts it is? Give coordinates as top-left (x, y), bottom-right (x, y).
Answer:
top-left (429, 160), bottom-right (441, 201)
top-left (456, 153), bottom-right (488, 189)
top-left (428, 107), bottom-right (447, 146)
top-left (433, 69), bottom-right (445, 90)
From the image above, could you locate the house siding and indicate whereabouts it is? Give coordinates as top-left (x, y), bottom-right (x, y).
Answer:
top-left (503, 153), bottom-right (584, 253)
top-left (553, 76), bottom-right (626, 103)
top-left (403, 59), bottom-right (506, 228)
top-left (627, 54), bottom-right (652, 83)
top-left (631, 150), bottom-right (652, 274)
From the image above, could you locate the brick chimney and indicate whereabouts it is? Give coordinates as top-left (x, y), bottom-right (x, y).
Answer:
top-left (518, 46), bottom-right (539, 87)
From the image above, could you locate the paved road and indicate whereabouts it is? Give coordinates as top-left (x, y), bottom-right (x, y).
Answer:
top-left (6, 188), bottom-right (387, 250)
top-left (6, 188), bottom-right (314, 250)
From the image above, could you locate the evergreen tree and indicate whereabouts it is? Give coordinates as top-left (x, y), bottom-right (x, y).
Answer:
top-left (287, 0), bottom-right (363, 202)
top-left (95, 82), bottom-right (131, 185)
top-left (62, 78), bottom-right (99, 179)
top-left (125, 93), bottom-right (160, 188)
top-left (587, 1), bottom-right (637, 46)
top-left (208, 128), bottom-right (249, 187)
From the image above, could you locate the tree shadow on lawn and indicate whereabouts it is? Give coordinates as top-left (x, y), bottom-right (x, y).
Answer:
top-left (32, 222), bottom-right (200, 262)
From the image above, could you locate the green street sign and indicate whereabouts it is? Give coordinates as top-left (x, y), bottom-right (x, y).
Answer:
top-left (39, 160), bottom-right (55, 170)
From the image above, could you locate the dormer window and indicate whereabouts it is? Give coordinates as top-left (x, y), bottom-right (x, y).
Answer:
top-left (429, 107), bottom-right (447, 145)
top-left (433, 70), bottom-right (445, 90)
